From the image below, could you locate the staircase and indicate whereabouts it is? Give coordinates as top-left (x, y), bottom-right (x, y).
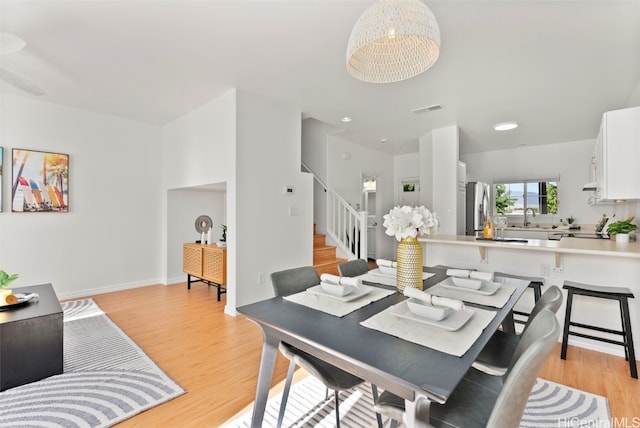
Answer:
top-left (313, 224), bottom-right (347, 276)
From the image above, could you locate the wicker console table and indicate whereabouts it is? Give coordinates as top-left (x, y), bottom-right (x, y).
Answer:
top-left (183, 243), bottom-right (227, 301)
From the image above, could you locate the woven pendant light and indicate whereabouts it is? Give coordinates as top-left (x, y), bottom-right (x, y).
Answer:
top-left (346, 0), bottom-right (441, 83)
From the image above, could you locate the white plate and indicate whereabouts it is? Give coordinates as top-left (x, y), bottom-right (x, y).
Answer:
top-left (306, 285), bottom-right (372, 302)
top-left (438, 277), bottom-right (501, 296)
top-left (368, 268), bottom-right (395, 278)
top-left (451, 276), bottom-right (482, 290)
top-left (0, 292), bottom-right (38, 311)
top-left (391, 301), bottom-right (474, 331)
top-left (406, 298), bottom-right (451, 321)
top-left (378, 265), bottom-right (397, 275)
top-left (320, 282), bottom-right (357, 297)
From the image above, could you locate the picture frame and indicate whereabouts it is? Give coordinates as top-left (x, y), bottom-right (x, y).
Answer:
top-left (12, 148), bottom-right (69, 213)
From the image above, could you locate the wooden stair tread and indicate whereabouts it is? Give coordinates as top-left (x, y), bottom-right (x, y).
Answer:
top-left (312, 224), bottom-right (344, 276)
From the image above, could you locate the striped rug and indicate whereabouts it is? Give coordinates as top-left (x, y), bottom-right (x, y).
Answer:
top-left (223, 373), bottom-right (610, 427)
top-left (0, 299), bottom-right (185, 427)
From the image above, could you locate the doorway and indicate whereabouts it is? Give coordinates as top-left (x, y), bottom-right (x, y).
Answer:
top-left (362, 173), bottom-right (378, 260)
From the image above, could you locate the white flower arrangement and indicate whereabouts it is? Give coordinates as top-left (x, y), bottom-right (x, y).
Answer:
top-left (383, 205), bottom-right (439, 242)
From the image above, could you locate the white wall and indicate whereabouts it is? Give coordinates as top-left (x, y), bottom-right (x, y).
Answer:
top-left (301, 118), bottom-right (329, 186)
top-left (460, 139), bottom-right (630, 226)
top-left (163, 89), bottom-right (313, 312)
top-left (302, 118), bottom-right (329, 235)
top-left (327, 135), bottom-right (396, 260)
top-left (401, 137), bottom-right (640, 229)
top-left (235, 90), bottom-right (313, 307)
top-left (393, 153), bottom-right (420, 204)
top-left (162, 89), bottom-right (236, 311)
top-left (163, 90), bottom-right (235, 189)
top-left (0, 95), bottom-right (163, 299)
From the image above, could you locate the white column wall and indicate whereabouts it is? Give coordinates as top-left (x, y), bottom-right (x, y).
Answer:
top-left (431, 126), bottom-right (460, 235)
top-left (235, 90), bottom-right (313, 308)
top-left (0, 94), bottom-right (163, 298)
top-left (419, 132), bottom-right (434, 209)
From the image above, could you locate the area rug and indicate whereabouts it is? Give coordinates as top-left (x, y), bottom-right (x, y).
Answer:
top-left (0, 298), bottom-right (185, 427)
top-left (223, 374), bottom-right (610, 428)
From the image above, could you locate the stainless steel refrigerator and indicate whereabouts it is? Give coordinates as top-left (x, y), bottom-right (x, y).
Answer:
top-left (465, 182), bottom-right (492, 236)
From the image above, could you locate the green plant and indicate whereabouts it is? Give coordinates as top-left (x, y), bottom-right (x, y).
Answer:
top-left (495, 184), bottom-right (517, 214)
top-left (607, 219), bottom-right (638, 235)
top-left (220, 224), bottom-right (227, 242)
top-left (0, 271), bottom-right (19, 288)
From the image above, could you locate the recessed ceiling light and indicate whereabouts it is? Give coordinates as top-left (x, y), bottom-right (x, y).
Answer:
top-left (494, 122), bottom-right (518, 131)
top-left (380, 138), bottom-right (388, 143)
top-left (341, 116), bottom-right (352, 123)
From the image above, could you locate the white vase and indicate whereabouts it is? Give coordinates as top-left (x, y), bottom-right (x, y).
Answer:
top-left (615, 233), bottom-right (629, 244)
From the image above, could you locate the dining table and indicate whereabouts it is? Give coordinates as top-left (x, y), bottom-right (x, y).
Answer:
top-left (237, 266), bottom-right (529, 427)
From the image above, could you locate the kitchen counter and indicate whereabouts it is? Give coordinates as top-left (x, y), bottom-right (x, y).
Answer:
top-left (420, 234), bottom-right (640, 258)
top-left (418, 234), bottom-right (640, 359)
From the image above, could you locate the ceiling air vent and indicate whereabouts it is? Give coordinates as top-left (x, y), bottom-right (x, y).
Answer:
top-left (412, 104), bottom-right (443, 114)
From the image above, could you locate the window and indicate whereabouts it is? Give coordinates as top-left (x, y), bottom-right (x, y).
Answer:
top-left (495, 180), bottom-right (558, 215)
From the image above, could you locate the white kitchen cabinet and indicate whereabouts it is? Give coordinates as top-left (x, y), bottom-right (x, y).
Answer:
top-left (594, 106), bottom-right (640, 201)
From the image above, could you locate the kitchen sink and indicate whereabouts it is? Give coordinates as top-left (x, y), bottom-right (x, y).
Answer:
top-left (475, 237), bottom-right (529, 243)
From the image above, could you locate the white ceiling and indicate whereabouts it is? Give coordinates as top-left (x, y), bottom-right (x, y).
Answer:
top-left (1, 0), bottom-right (640, 155)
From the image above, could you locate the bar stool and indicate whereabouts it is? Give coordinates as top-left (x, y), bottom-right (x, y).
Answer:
top-left (495, 272), bottom-right (544, 325)
top-left (561, 280), bottom-right (637, 379)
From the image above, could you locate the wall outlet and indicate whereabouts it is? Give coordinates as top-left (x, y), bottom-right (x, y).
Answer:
top-left (540, 263), bottom-right (550, 277)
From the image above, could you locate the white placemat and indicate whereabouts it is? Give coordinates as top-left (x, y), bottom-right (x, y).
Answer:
top-left (283, 285), bottom-right (395, 317)
top-left (359, 270), bottom-right (435, 287)
top-left (360, 302), bottom-right (496, 357)
top-left (427, 279), bottom-right (517, 308)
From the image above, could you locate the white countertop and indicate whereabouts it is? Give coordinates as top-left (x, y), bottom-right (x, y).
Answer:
top-left (419, 235), bottom-right (640, 259)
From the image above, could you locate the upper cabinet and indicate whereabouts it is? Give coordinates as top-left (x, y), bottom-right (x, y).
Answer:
top-left (594, 106), bottom-right (640, 202)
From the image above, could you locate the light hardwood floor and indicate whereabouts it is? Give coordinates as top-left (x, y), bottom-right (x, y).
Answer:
top-left (82, 282), bottom-right (639, 427)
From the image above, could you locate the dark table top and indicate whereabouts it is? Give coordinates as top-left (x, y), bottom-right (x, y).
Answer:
top-left (0, 284), bottom-right (62, 324)
top-left (237, 267), bottom-right (528, 403)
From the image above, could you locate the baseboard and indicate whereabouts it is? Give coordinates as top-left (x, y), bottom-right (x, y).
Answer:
top-left (56, 278), bottom-right (165, 301)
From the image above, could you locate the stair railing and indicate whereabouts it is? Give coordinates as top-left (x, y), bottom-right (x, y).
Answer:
top-left (302, 161), bottom-right (367, 260)
top-left (326, 188), bottom-right (367, 260)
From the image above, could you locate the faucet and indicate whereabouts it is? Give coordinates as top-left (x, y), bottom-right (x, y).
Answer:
top-left (523, 208), bottom-right (535, 227)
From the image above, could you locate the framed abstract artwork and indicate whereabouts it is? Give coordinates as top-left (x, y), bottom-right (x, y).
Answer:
top-left (12, 149), bottom-right (69, 212)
